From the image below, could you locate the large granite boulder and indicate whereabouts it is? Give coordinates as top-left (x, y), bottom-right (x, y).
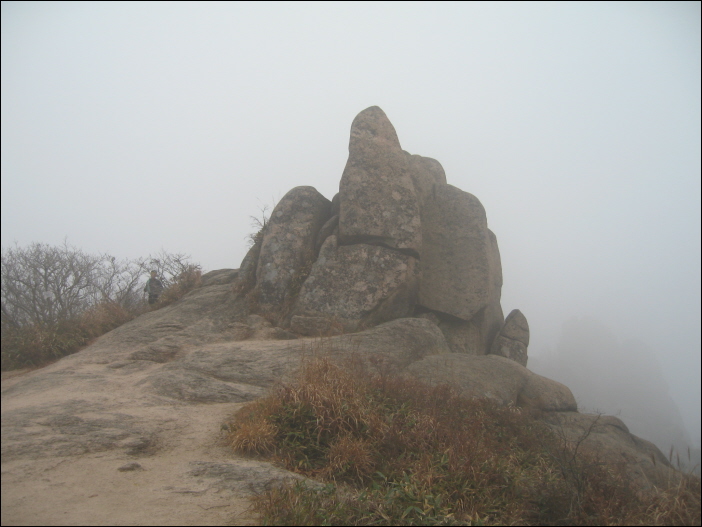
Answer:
top-left (426, 228), bottom-right (505, 355)
top-left (255, 186), bottom-right (331, 308)
top-left (490, 309), bottom-right (530, 366)
top-left (338, 106), bottom-right (422, 256)
top-left (291, 236), bottom-right (419, 334)
top-left (418, 184), bottom-right (493, 321)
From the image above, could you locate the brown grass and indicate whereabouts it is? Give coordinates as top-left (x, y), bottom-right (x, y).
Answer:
top-left (226, 355), bottom-right (701, 526)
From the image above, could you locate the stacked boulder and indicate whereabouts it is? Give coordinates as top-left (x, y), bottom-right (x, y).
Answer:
top-left (239, 106), bottom-right (530, 364)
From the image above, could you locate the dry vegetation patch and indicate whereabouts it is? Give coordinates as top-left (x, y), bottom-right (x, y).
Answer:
top-left (226, 356), bottom-right (701, 526)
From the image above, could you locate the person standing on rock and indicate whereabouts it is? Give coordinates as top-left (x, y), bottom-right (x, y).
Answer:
top-left (144, 270), bottom-right (164, 305)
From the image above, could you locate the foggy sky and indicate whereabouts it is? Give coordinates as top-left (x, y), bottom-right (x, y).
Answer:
top-left (2, 2), bottom-right (700, 444)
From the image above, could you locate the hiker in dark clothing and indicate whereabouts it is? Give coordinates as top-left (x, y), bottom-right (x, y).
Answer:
top-left (144, 270), bottom-right (164, 304)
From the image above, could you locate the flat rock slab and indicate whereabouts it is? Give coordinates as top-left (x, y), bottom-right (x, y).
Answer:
top-left (406, 353), bottom-right (577, 412)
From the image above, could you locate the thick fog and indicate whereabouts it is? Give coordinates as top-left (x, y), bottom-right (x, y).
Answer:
top-left (2, 3), bottom-right (700, 450)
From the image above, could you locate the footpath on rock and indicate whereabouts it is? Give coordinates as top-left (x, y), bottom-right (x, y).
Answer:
top-left (1, 107), bottom-right (682, 525)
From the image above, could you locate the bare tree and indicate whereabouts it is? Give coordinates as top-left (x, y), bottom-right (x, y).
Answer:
top-left (1, 242), bottom-right (201, 329)
top-left (1, 241), bottom-right (103, 327)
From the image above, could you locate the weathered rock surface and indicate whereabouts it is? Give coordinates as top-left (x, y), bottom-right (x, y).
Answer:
top-left (255, 186), bottom-right (331, 307)
top-left (406, 353), bottom-right (577, 412)
top-left (404, 152), bottom-right (447, 207)
top-left (338, 106), bottom-right (422, 255)
top-left (540, 412), bottom-right (680, 491)
top-left (500, 308), bottom-right (530, 345)
top-left (1, 278), bottom-right (449, 525)
top-left (418, 184), bottom-right (493, 321)
top-left (292, 235), bottom-right (419, 333)
top-left (1, 274), bottom-right (685, 525)
top-left (314, 214), bottom-right (339, 254)
top-left (490, 309), bottom-right (530, 366)
top-left (200, 268), bottom-right (239, 287)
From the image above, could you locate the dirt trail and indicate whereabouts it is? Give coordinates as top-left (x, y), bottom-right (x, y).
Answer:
top-left (2, 367), bottom-right (266, 525)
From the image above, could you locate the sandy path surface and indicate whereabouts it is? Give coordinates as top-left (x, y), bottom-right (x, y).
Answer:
top-left (0, 357), bottom-right (296, 526)
top-left (2, 365), bottom-right (262, 525)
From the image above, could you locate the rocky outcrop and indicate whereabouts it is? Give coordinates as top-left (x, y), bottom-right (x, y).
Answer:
top-left (404, 152), bottom-right (447, 207)
top-left (235, 106), bottom-right (519, 364)
top-left (490, 309), bottom-right (530, 366)
top-left (2, 106), bottom-right (687, 524)
top-left (255, 186), bottom-right (331, 308)
top-left (1, 272), bottom-right (683, 525)
top-left (540, 412), bottom-right (680, 491)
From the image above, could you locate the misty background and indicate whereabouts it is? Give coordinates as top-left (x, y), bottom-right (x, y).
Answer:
top-left (2, 2), bottom-right (700, 454)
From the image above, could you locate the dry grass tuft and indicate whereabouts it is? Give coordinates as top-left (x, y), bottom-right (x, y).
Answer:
top-left (225, 355), bottom-right (701, 526)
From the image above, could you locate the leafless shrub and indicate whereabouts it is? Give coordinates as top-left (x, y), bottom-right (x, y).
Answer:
top-left (1, 241), bottom-right (201, 369)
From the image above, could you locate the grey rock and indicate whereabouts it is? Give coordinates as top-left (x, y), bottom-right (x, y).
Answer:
top-left (404, 152), bottom-right (447, 207)
top-left (314, 214), bottom-right (339, 254)
top-left (187, 461), bottom-right (307, 494)
top-left (435, 316), bottom-right (485, 355)
top-left (491, 335), bottom-right (528, 367)
top-left (484, 229), bottom-right (505, 346)
top-left (405, 353), bottom-right (576, 412)
top-left (500, 308), bottom-right (529, 346)
top-left (418, 184), bottom-right (492, 321)
top-left (200, 269), bottom-right (239, 287)
top-left (255, 186), bottom-right (331, 308)
top-left (330, 192), bottom-right (340, 217)
top-left (292, 236), bottom-right (419, 333)
top-left (425, 229), bottom-right (504, 355)
top-left (490, 309), bottom-right (530, 366)
top-left (541, 412), bottom-right (681, 491)
top-left (234, 240), bottom-right (261, 295)
top-left (338, 107), bottom-right (422, 256)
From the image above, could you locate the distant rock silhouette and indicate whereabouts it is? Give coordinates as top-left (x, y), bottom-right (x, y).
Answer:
top-left (530, 317), bottom-right (692, 462)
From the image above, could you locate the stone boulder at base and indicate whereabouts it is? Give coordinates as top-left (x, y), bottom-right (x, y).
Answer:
top-left (291, 235), bottom-right (419, 334)
top-left (490, 309), bottom-right (530, 366)
top-left (338, 106), bottom-right (422, 256)
top-left (254, 186), bottom-right (331, 309)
